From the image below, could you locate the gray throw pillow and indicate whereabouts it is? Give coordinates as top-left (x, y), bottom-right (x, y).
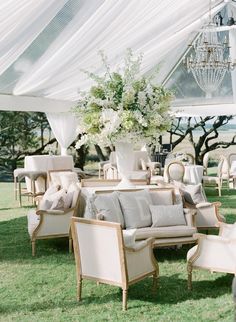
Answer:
top-left (150, 204), bottom-right (186, 227)
top-left (180, 183), bottom-right (206, 205)
top-left (117, 190), bottom-right (152, 229)
top-left (93, 192), bottom-right (125, 227)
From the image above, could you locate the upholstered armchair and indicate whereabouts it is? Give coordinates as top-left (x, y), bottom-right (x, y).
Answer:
top-left (71, 218), bottom-right (159, 311)
top-left (187, 222), bottom-right (236, 290)
top-left (27, 185), bottom-right (80, 256)
top-left (177, 183), bottom-right (226, 230)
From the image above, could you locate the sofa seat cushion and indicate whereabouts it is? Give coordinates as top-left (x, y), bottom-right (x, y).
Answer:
top-left (27, 210), bottom-right (40, 236)
top-left (134, 226), bottom-right (197, 240)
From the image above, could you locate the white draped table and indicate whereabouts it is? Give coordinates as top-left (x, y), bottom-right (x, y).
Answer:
top-left (164, 164), bottom-right (203, 185)
top-left (183, 165), bottom-right (203, 185)
top-left (24, 155), bottom-right (74, 192)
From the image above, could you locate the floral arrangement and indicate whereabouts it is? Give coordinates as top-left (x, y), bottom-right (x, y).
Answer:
top-left (74, 50), bottom-right (173, 148)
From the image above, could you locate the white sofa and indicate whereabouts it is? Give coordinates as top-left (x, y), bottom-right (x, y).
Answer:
top-left (89, 188), bottom-right (198, 247)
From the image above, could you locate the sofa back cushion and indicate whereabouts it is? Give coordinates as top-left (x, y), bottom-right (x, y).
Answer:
top-left (150, 204), bottom-right (186, 227)
top-left (149, 189), bottom-right (174, 205)
top-left (94, 192), bottom-right (125, 228)
top-left (117, 190), bottom-right (152, 229)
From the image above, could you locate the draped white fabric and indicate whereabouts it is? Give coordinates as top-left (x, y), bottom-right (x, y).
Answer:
top-left (0, 0), bottom-right (68, 76)
top-left (0, 0), bottom-right (235, 117)
top-left (46, 112), bottom-right (78, 155)
top-left (13, 0), bottom-right (225, 100)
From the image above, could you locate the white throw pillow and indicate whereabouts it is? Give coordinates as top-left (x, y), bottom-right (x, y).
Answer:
top-left (150, 204), bottom-right (186, 227)
top-left (122, 229), bottom-right (137, 247)
top-left (94, 192), bottom-right (125, 227)
top-left (226, 223), bottom-right (236, 239)
top-left (50, 171), bottom-right (73, 187)
top-left (118, 190), bottom-right (152, 229)
top-left (39, 185), bottom-right (60, 210)
top-left (49, 189), bottom-right (67, 210)
top-left (60, 172), bottom-right (79, 190)
top-left (67, 183), bottom-right (80, 208)
top-left (178, 183), bottom-right (206, 205)
top-left (150, 190), bottom-right (174, 205)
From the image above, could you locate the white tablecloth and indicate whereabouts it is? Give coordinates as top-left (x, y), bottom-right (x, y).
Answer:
top-left (230, 160), bottom-right (236, 175)
top-left (184, 165), bottom-right (203, 185)
top-left (24, 155), bottom-right (74, 192)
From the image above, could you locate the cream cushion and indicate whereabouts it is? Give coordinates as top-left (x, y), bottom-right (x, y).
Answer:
top-left (179, 183), bottom-right (206, 205)
top-left (150, 204), bottom-right (186, 227)
top-left (135, 226), bottom-right (197, 240)
top-left (94, 192), bottom-right (125, 227)
top-left (39, 185), bottom-right (59, 210)
top-left (187, 245), bottom-right (198, 260)
top-left (67, 183), bottom-right (80, 208)
top-left (49, 189), bottom-right (67, 210)
top-left (123, 229), bottom-right (137, 247)
top-left (60, 172), bottom-right (79, 190)
top-left (118, 190), bottom-right (152, 229)
top-left (149, 190), bottom-right (173, 205)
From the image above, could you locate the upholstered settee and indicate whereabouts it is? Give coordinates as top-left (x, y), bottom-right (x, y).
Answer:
top-left (87, 188), bottom-right (198, 247)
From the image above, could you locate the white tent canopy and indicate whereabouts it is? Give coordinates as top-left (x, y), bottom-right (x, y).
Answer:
top-left (1, 0), bottom-right (236, 152)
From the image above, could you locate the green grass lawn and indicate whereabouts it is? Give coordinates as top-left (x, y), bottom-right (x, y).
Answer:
top-left (0, 182), bottom-right (236, 321)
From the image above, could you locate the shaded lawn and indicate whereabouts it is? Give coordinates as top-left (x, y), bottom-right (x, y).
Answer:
top-left (0, 182), bottom-right (236, 321)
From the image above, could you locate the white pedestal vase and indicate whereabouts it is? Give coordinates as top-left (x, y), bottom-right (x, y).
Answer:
top-left (115, 141), bottom-right (135, 188)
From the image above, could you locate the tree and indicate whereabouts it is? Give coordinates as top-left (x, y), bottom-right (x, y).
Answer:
top-left (0, 111), bottom-right (54, 170)
top-left (168, 115), bottom-right (236, 164)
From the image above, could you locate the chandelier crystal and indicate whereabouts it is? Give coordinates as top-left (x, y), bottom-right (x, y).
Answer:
top-left (185, 1), bottom-right (235, 98)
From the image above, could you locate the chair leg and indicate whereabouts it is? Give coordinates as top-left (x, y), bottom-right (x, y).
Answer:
top-left (152, 271), bottom-right (158, 293)
top-left (122, 288), bottom-right (128, 311)
top-left (19, 181), bottom-right (22, 207)
top-left (69, 236), bottom-right (72, 253)
top-left (77, 278), bottom-right (82, 301)
top-left (32, 240), bottom-right (36, 256)
top-left (218, 183), bottom-right (221, 197)
top-left (14, 176), bottom-right (17, 200)
top-left (187, 263), bottom-right (192, 290)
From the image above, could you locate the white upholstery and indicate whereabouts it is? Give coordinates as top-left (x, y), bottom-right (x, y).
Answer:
top-left (93, 188), bottom-right (197, 246)
top-left (75, 223), bottom-right (123, 283)
top-left (135, 225), bottom-right (197, 240)
top-left (71, 218), bottom-right (158, 310)
top-left (27, 185), bottom-right (80, 255)
top-left (187, 223), bottom-right (236, 290)
top-left (166, 161), bottom-right (185, 183)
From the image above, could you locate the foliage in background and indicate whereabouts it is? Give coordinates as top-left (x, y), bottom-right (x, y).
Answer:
top-left (169, 115), bottom-right (236, 164)
top-left (74, 50), bottom-right (173, 148)
top-left (0, 111), bottom-right (55, 170)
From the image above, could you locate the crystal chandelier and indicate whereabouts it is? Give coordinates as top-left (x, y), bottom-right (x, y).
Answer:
top-left (185, 2), bottom-right (235, 98)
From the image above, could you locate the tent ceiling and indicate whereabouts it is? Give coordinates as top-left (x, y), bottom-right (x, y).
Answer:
top-left (0, 0), bottom-right (235, 116)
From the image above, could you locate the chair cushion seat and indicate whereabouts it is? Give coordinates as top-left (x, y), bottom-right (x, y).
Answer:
top-left (134, 225), bottom-right (197, 240)
top-left (203, 176), bottom-right (220, 184)
top-left (27, 210), bottom-right (40, 236)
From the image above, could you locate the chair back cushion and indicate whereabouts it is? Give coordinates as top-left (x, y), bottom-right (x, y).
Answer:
top-left (73, 220), bottom-right (123, 283)
top-left (118, 190), bottom-right (152, 229)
